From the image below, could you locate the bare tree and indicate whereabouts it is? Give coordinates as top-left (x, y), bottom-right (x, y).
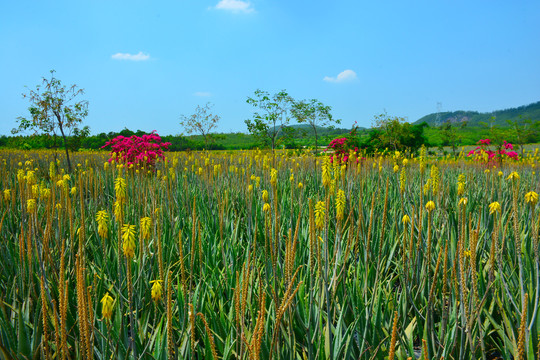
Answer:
top-left (180, 102), bottom-right (220, 148)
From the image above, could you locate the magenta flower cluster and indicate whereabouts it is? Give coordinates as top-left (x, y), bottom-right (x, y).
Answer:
top-left (326, 137), bottom-right (360, 164)
top-left (467, 139), bottom-right (518, 161)
top-left (102, 131), bottom-right (171, 168)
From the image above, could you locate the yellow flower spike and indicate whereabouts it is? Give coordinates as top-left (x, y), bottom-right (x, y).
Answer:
top-left (114, 177), bottom-right (127, 202)
top-left (393, 164), bottom-right (399, 173)
top-left (262, 190), bottom-right (269, 203)
top-left (298, 182), bottom-right (303, 189)
top-left (489, 201), bottom-right (501, 215)
top-left (70, 187), bottom-right (77, 196)
top-left (498, 171), bottom-right (503, 177)
top-left (31, 185), bottom-right (39, 198)
top-left (3, 189), bottom-right (11, 202)
top-left (96, 210), bottom-right (109, 239)
top-left (464, 250), bottom-right (471, 257)
top-left (402, 214), bottom-right (410, 225)
top-left (484, 169), bottom-right (490, 174)
top-left (525, 191), bottom-right (538, 207)
top-left (150, 280), bottom-right (163, 303)
top-left (399, 168), bottom-right (406, 193)
top-left (262, 203), bottom-right (271, 212)
top-left (121, 224), bottom-right (137, 259)
top-left (457, 182), bottom-right (465, 197)
top-left (248, 184), bottom-right (253, 193)
top-left (140, 217), bottom-right (152, 240)
top-left (506, 171), bottom-right (519, 181)
top-left (425, 201), bottom-right (436, 212)
top-left (459, 197), bottom-right (468, 206)
top-left (100, 293), bottom-right (114, 321)
top-left (402, 158), bottom-right (408, 166)
top-left (27, 199), bottom-right (36, 213)
top-left (26, 171), bottom-right (36, 185)
top-left (314, 201), bottom-right (325, 230)
top-left (336, 189), bottom-right (346, 221)
top-left (270, 168), bottom-right (277, 185)
top-left (113, 200), bottom-right (123, 220)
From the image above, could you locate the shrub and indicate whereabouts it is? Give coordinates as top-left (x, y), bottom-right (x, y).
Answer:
top-left (102, 131), bottom-right (171, 168)
top-left (467, 138), bottom-right (518, 165)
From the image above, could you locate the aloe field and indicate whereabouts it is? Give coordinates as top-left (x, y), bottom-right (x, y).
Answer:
top-left (0, 147), bottom-right (539, 359)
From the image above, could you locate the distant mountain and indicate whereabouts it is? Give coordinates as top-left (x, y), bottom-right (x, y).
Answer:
top-left (414, 101), bottom-right (540, 127)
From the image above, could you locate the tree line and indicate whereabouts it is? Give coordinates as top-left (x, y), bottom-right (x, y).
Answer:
top-left (18, 71), bottom-right (537, 171)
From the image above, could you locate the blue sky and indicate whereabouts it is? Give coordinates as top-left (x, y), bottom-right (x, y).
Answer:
top-left (1, 0), bottom-right (539, 136)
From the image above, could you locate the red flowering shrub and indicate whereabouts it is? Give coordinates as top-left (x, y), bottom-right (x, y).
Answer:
top-left (325, 123), bottom-right (364, 163)
top-left (467, 138), bottom-right (518, 164)
top-left (102, 131), bottom-right (171, 168)
top-left (326, 137), bottom-right (359, 163)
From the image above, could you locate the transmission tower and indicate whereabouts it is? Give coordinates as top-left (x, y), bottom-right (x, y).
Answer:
top-left (435, 102), bottom-right (443, 126)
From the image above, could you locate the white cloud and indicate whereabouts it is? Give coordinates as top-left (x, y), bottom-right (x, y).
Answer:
top-left (111, 52), bottom-right (150, 61)
top-left (214, 0), bottom-right (254, 13)
top-left (323, 69), bottom-right (357, 83)
top-left (194, 91), bottom-right (212, 97)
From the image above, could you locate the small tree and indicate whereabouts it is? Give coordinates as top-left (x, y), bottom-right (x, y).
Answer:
top-left (245, 89), bottom-right (294, 161)
top-left (506, 117), bottom-right (540, 156)
top-left (291, 99), bottom-right (339, 155)
top-left (439, 119), bottom-right (467, 157)
top-left (13, 70), bottom-right (89, 172)
top-left (372, 113), bottom-right (428, 153)
top-left (179, 102), bottom-right (220, 149)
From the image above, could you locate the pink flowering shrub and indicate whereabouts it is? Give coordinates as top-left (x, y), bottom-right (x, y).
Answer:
top-left (325, 123), bottom-right (366, 164)
top-left (326, 137), bottom-right (359, 163)
top-left (102, 131), bottom-right (171, 168)
top-left (467, 138), bottom-right (518, 164)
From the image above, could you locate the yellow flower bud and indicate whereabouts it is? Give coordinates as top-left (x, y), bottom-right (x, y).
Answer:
top-left (525, 191), bottom-right (538, 206)
top-left (150, 280), bottom-right (163, 303)
top-left (489, 201), bottom-right (501, 215)
top-left (425, 201), bottom-right (436, 212)
top-left (100, 293), bottom-right (114, 321)
top-left (506, 171), bottom-right (519, 180)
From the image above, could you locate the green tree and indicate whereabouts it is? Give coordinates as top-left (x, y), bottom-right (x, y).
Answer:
top-left (245, 89), bottom-right (294, 161)
top-left (372, 113), bottom-right (428, 153)
top-left (291, 99), bottom-right (339, 155)
top-left (439, 119), bottom-right (467, 157)
top-left (179, 102), bottom-right (220, 149)
top-left (506, 117), bottom-right (540, 156)
top-left (13, 70), bottom-right (89, 172)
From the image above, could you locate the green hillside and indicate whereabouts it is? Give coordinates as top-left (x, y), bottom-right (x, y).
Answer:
top-left (415, 100), bottom-right (540, 127)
